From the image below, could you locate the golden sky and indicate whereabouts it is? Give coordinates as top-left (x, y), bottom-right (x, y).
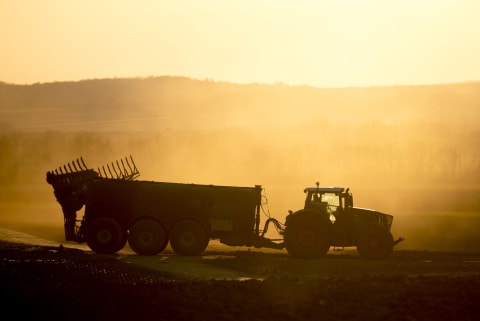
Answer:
top-left (1, 0), bottom-right (479, 87)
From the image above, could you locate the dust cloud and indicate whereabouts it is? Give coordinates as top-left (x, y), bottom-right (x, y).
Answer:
top-left (1, 77), bottom-right (479, 252)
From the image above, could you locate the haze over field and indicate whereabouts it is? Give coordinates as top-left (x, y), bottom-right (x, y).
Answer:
top-left (1, 1), bottom-right (479, 252)
top-left (1, 78), bottom-right (479, 251)
top-left (2, 1), bottom-right (480, 87)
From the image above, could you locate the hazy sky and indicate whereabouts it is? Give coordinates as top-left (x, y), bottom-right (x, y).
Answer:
top-left (1, 0), bottom-right (479, 87)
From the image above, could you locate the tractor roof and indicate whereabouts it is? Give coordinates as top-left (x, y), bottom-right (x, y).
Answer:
top-left (304, 187), bottom-right (345, 193)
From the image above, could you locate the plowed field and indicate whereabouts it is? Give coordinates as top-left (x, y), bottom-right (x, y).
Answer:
top-left (1, 240), bottom-right (480, 321)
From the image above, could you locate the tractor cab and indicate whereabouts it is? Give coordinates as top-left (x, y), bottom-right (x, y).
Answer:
top-left (304, 183), bottom-right (353, 222)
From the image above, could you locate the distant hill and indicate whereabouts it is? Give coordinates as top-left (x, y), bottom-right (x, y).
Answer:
top-left (1, 77), bottom-right (479, 131)
top-left (0, 77), bottom-right (479, 229)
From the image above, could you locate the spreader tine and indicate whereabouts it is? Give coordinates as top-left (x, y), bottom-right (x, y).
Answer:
top-left (125, 157), bottom-right (133, 173)
top-left (80, 157), bottom-right (88, 170)
top-left (107, 163), bottom-right (117, 178)
top-left (76, 159), bottom-right (84, 171)
top-left (120, 158), bottom-right (126, 174)
top-left (72, 161), bottom-right (79, 172)
top-left (107, 164), bottom-right (114, 178)
top-left (116, 160), bottom-right (123, 178)
top-left (115, 161), bottom-right (121, 178)
top-left (102, 166), bottom-right (108, 178)
top-left (115, 160), bottom-right (122, 178)
top-left (120, 158), bottom-right (130, 177)
top-left (130, 155), bottom-right (137, 168)
top-left (129, 155), bottom-right (140, 179)
top-left (113, 163), bottom-right (119, 178)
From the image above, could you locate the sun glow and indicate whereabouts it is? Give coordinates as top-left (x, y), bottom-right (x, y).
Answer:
top-left (1, 0), bottom-right (479, 87)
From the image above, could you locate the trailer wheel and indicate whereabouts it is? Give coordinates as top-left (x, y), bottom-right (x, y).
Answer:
top-left (128, 219), bottom-right (168, 255)
top-left (86, 217), bottom-right (126, 254)
top-left (284, 216), bottom-right (331, 258)
top-left (356, 226), bottom-right (394, 259)
top-left (169, 220), bottom-right (209, 256)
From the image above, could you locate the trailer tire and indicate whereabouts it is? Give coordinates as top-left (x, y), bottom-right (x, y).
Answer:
top-left (356, 225), bottom-right (394, 259)
top-left (128, 219), bottom-right (168, 255)
top-left (86, 217), bottom-right (126, 254)
top-left (169, 220), bottom-right (209, 256)
top-left (285, 215), bottom-right (331, 258)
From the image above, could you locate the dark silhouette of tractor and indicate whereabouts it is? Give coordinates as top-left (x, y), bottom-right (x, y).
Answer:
top-left (284, 182), bottom-right (403, 259)
top-left (47, 159), bottom-right (402, 258)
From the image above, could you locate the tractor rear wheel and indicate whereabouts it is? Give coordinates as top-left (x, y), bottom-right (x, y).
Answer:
top-left (86, 217), bottom-right (126, 254)
top-left (169, 220), bottom-right (209, 256)
top-left (284, 216), bottom-right (331, 258)
top-left (356, 225), bottom-right (394, 259)
top-left (128, 219), bottom-right (168, 255)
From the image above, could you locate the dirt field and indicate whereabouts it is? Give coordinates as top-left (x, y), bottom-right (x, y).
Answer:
top-left (1, 236), bottom-right (480, 321)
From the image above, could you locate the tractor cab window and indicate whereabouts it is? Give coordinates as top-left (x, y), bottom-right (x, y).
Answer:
top-left (308, 192), bottom-right (340, 208)
top-left (306, 191), bottom-right (342, 223)
top-left (321, 192), bottom-right (340, 208)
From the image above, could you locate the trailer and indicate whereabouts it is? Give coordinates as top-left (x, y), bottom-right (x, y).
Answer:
top-left (46, 157), bottom-right (283, 255)
top-left (83, 179), bottom-right (275, 255)
top-left (46, 157), bottom-right (402, 258)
